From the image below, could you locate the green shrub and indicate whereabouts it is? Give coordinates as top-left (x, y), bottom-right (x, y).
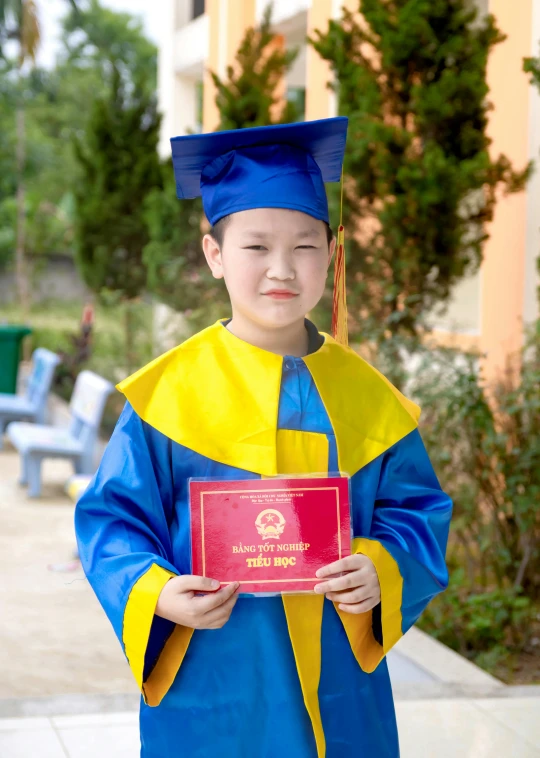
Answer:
top-left (421, 569), bottom-right (532, 654)
top-left (411, 331), bottom-right (540, 674)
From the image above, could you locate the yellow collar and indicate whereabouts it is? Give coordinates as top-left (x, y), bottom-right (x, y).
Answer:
top-left (117, 320), bottom-right (419, 476)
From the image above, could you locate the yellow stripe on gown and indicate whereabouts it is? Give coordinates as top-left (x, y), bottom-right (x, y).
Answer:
top-left (274, 429), bottom-right (329, 758)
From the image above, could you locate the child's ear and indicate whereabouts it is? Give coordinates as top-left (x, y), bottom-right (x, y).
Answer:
top-left (327, 235), bottom-right (337, 268)
top-left (202, 234), bottom-right (224, 279)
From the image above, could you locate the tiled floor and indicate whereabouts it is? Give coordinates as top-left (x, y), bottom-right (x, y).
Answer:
top-left (0, 713), bottom-right (139, 758)
top-left (397, 698), bottom-right (540, 757)
top-left (1, 698), bottom-right (539, 757)
top-left (472, 698), bottom-right (540, 753)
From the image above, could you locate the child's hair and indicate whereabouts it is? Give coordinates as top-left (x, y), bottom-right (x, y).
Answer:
top-left (209, 215), bottom-right (335, 249)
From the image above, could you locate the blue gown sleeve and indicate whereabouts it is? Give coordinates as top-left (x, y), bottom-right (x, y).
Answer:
top-left (336, 428), bottom-right (452, 670)
top-left (370, 427), bottom-right (452, 632)
top-left (74, 402), bottom-right (191, 706)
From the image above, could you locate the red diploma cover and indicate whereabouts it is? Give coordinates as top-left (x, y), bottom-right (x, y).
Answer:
top-left (189, 477), bottom-right (351, 593)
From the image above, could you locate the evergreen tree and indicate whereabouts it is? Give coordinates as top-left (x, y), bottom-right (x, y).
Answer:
top-left (143, 162), bottom-right (210, 314)
top-left (61, 0), bottom-right (156, 94)
top-left (311, 1), bottom-right (530, 362)
top-left (524, 50), bottom-right (540, 90)
top-left (1, 0), bottom-right (44, 312)
top-left (211, 3), bottom-right (299, 129)
top-left (0, 0), bottom-right (79, 312)
top-left (0, 1), bottom-right (155, 276)
top-left (73, 66), bottom-right (162, 370)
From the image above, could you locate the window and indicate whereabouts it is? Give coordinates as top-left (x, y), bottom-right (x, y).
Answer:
top-left (192, 0), bottom-right (205, 19)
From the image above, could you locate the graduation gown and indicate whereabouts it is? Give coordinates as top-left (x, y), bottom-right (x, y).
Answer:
top-left (75, 319), bottom-right (452, 758)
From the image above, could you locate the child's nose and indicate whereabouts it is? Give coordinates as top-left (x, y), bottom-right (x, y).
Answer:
top-left (266, 251), bottom-right (296, 280)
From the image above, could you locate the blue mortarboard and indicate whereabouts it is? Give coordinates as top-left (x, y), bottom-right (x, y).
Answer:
top-left (170, 117), bottom-right (348, 226)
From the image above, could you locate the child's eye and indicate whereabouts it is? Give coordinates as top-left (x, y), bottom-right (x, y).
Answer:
top-left (296, 245), bottom-right (318, 250)
top-left (243, 245), bottom-right (267, 251)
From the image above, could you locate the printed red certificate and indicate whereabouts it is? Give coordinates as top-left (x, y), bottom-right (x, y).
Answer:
top-left (189, 476), bottom-right (351, 594)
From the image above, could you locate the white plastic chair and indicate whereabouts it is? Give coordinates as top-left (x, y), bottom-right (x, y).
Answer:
top-left (7, 370), bottom-right (114, 497)
top-left (0, 348), bottom-right (61, 450)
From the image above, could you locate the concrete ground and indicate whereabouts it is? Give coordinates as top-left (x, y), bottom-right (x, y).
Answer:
top-left (0, 444), bottom-right (137, 700)
top-left (1, 441), bottom-right (540, 757)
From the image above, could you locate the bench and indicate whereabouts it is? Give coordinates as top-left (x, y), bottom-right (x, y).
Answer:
top-left (7, 370), bottom-right (114, 498)
top-left (0, 348), bottom-right (61, 450)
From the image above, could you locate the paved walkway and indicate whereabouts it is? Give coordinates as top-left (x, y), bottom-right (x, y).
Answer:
top-left (0, 448), bottom-right (136, 699)
top-left (1, 694), bottom-right (540, 757)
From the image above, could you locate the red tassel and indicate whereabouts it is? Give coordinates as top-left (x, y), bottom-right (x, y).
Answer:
top-left (332, 225), bottom-right (348, 345)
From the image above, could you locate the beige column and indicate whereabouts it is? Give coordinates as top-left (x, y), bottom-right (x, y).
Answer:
top-left (202, 0), bottom-right (222, 133)
top-left (480, 0), bottom-right (533, 382)
top-left (203, 0), bottom-right (257, 132)
top-left (157, 0), bottom-right (177, 157)
top-left (305, 0), bottom-right (333, 120)
top-left (305, 0), bottom-right (359, 121)
top-left (268, 34), bottom-right (288, 122)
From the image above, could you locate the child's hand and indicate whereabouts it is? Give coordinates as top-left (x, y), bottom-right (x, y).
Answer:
top-left (155, 575), bottom-right (240, 629)
top-left (313, 554), bottom-right (381, 614)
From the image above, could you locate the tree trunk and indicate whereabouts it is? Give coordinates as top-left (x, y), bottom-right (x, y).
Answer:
top-left (15, 105), bottom-right (30, 316)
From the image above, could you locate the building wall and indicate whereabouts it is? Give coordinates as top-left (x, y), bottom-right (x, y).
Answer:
top-left (480, 0), bottom-right (537, 380)
top-left (0, 258), bottom-right (90, 305)
top-left (524, 0), bottom-right (540, 329)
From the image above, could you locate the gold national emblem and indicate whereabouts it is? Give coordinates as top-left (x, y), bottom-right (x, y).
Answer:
top-left (255, 509), bottom-right (286, 540)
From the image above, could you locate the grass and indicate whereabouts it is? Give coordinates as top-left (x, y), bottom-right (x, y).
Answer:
top-left (1, 299), bottom-right (130, 340)
top-left (0, 298), bottom-right (154, 435)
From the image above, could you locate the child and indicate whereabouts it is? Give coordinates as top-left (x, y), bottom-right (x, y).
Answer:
top-left (75, 117), bottom-right (452, 758)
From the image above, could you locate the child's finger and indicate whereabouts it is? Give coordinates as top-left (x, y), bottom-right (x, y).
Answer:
top-left (325, 586), bottom-right (372, 604)
top-left (313, 569), bottom-right (364, 594)
top-left (337, 596), bottom-right (379, 614)
top-left (202, 591), bottom-right (240, 626)
top-left (178, 575), bottom-right (221, 593)
top-left (315, 554), bottom-right (367, 578)
top-left (193, 581), bottom-right (239, 612)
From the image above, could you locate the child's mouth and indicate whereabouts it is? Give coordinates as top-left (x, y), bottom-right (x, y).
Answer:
top-left (263, 291), bottom-right (298, 300)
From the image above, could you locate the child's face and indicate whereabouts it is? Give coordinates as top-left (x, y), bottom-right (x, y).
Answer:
top-left (202, 208), bottom-right (335, 331)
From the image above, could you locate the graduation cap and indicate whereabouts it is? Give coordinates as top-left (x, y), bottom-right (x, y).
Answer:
top-left (170, 117), bottom-right (349, 345)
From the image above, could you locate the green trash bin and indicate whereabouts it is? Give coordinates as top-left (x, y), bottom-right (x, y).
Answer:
top-left (0, 325), bottom-right (32, 394)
